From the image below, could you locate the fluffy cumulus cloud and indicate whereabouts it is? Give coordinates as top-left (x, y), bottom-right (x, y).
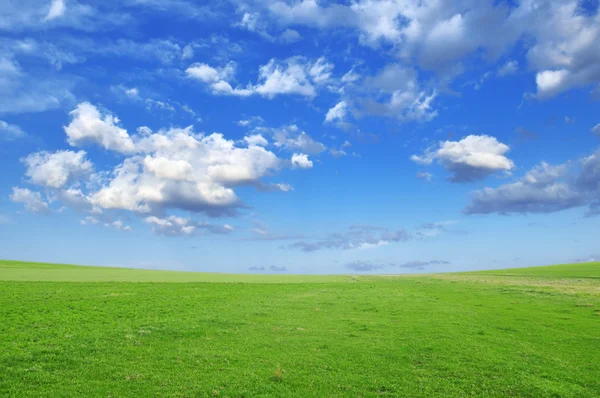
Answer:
top-left (90, 129), bottom-right (281, 215)
top-left (243, 134), bottom-right (268, 147)
top-left (412, 135), bottom-right (514, 182)
top-left (10, 187), bottom-right (50, 214)
top-left (22, 150), bottom-right (93, 188)
top-left (256, 0), bottom-right (600, 98)
top-left (465, 150), bottom-right (600, 216)
top-left (186, 56), bottom-right (333, 99)
top-left (592, 124), bottom-right (600, 137)
top-left (185, 62), bottom-right (252, 96)
top-left (64, 102), bottom-right (135, 153)
top-left (11, 102), bottom-right (306, 235)
top-left (527, 2), bottom-right (600, 98)
top-left (266, 0), bottom-right (517, 70)
top-left (291, 153), bottom-right (313, 169)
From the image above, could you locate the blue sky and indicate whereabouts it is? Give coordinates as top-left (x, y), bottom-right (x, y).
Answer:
top-left (1, 0), bottom-right (599, 273)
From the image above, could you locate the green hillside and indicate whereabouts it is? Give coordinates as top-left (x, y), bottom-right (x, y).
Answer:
top-left (1, 260), bottom-right (599, 397)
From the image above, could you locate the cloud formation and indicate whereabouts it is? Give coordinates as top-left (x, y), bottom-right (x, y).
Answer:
top-left (11, 102), bottom-right (305, 235)
top-left (22, 150), bottom-right (93, 188)
top-left (291, 153), bottom-right (313, 169)
top-left (412, 135), bottom-right (514, 182)
top-left (186, 56), bottom-right (333, 99)
top-left (465, 150), bottom-right (600, 216)
top-left (289, 225), bottom-right (412, 252)
top-left (261, 0), bottom-right (600, 98)
top-left (10, 187), bottom-right (50, 214)
top-left (145, 215), bottom-right (233, 236)
top-left (64, 102), bottom-right (135, 153)
top-left (0, 120), bottom-right (26, 140)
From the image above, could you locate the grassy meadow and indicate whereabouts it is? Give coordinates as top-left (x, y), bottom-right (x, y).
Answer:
top-left (1, 260), bottom-right (599, 397)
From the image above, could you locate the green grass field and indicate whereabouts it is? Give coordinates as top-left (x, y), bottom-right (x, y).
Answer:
top-left (1, 260), bottom-right (599, 397)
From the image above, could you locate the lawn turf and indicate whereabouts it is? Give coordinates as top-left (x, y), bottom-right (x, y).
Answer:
top-left (0, 260), bottom-right (599, 397)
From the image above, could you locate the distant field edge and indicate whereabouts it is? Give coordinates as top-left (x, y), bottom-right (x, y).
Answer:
top-left (461, 262), bottom-right (600, 279)
top-left (0, 259), bottom-right (598, 283)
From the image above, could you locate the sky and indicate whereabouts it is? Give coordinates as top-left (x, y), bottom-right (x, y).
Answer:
top-left (1, 0), bottom-right (599, 274)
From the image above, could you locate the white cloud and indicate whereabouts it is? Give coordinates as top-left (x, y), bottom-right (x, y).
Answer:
top-left (145, 98), bottom-right (176, 113)
top-left (79, 118), bottom-right (287, 217)
top-left (58, 187), bottom-right (99, 214)
top-left (44, 0), bottom-right (66, 21)
top-left (237, 115), bottom-right (264, 127)
top-left (263, 1), bottom-right (600, 98)
top-left (244, 134), bottom-right (268, 147)
top-left (361, 64), bottom-right (438, 122)
top-left (22, 150), bottom-right (93, 188)
top-left (274, 183), bottom-right (293, 192)
top-left (145, 215), bottom-right (196, 236)
top-left (308, 57), bottom-right (334, 85)
top-left (329, 141), bottom-right (351, 158)
top-left (465, 147), bottom-right (600, 216)
top-left (535, 70), bottom-right (570, 98)
top-left (90, 130), bottom-right (281, 215)
top-left (267, 0), bottom-right (517, 71)
top-left (329, 148), bottom-right (346, 158)
top-left (236, 12), bottom-right (276, 41)
top-left (289, 225), bottom-right (412, 252)
top-left (526, 2), bottom-right (600, 98)
top-left (497, 60), bottom-right (518, 77)
top-left (210, 80), bottom-right (254, 97)
top-left (279, 29), bottom-right (302, 43)
top-left (267, 125), bottom-right (326, 154)
top-left (10, 187), bottom-right (50, 214)
top-left (186, 62), bottom-right (234, 83)
top-left (465, 163), bottom-right (583, 215)
top-left (412, 135), bottom-right (514, 182)
top-left (145, 215), bottom-right (234, 236)
top-left (291, 153), bottom-right (313, 169)
top-left (64, 102), bottom-right (135, 154)
top-left (14, 103), bottom-right (305, 234)
top-left (253, 57), bottom-right (317, 98)
top-left (125, 87), bottom-right (139, 98)
top-left (325, 101), bottom-right (348, 123)
top-left (341, 67), bottom-right (361, 83)
top-left (186, 62), bottom-right (252, 97)
top-left (592, 123), bottom-right (600, 137)
top-left (187, 57), bottom-right (332, 99)
top-left (0, 120), bottom-right (26, 140)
